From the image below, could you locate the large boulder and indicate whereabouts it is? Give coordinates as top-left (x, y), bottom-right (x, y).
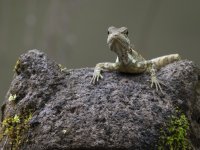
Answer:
top-left (0, 50), bottom-right (199, 149)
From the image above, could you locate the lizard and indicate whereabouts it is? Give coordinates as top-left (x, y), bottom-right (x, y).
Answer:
top-left (91, 26), bottom-right (181, 93)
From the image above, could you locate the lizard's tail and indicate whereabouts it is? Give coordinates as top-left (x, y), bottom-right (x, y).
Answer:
top-left (150, 54), bottom-right (181, 69)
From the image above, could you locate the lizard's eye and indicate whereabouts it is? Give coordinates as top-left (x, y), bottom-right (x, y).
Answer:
top-left (107, 31), bottom-right (110, 35)
top-left (125, 30), bottom-right (128, 36)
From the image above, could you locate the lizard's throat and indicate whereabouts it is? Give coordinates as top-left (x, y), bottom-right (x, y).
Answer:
top-left (109, 41), bottom-right (130, 65)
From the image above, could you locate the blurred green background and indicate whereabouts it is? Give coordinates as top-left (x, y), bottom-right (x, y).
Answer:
top-left (0, 0), bottom-right (200, 105)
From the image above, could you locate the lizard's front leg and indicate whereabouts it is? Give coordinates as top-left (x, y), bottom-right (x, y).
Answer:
top-left (127, 60), bottom-right (164, 93)
top-left (91, 62), bottom-right (119, 84)
top-left (147, 54), bottom-right (181, 93)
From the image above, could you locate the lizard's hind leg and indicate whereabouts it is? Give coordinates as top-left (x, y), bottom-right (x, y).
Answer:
top-left (150, 54), bottom-right (181, 69)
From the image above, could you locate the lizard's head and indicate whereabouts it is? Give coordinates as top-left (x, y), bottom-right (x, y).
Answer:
top-left (107, 26), bottom-right (131, 64)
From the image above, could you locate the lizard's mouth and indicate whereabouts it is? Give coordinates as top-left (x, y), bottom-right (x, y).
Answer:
top-left (107, 34), bottom-right (130, 50)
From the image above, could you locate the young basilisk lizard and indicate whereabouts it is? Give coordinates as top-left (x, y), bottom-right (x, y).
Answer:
top-left (91, 26), bottom-right (181, 93)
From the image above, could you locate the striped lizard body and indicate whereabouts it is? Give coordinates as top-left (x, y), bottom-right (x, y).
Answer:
top-left (91, 26), bottom-right (181, 93)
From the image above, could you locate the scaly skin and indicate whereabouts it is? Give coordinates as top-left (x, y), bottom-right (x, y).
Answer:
top-left (91, 26), bottom-right (181, 93)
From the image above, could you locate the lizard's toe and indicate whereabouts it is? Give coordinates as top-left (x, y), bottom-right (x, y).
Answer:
top-left (150, 77), bottom-right (164, 94)
top-left (91, 72), bottom-right (103, 84)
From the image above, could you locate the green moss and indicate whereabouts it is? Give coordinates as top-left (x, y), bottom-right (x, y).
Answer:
top-left (13, 59), bottom-right (21, 74)
top-left (0, 112), bottom-right (32, 150)
top-left (58, 64), bottom-right (67, 72)
top-left (8, 94), bottom-right (17, 101)
top-left (158, 110), bottom-right (191, 150)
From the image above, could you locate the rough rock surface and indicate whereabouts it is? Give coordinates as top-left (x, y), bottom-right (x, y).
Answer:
top-left (0, 49), bottom-right (199, 150)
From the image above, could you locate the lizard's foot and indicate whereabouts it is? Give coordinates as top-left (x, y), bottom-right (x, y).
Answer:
top-left (150, 75), bottom-right (166, 93)
top-left (90, 70), bottom-right (103, 84)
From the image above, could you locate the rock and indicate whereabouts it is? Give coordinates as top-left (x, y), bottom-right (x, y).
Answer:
top-left (0, 49), bottom-right (199, 150)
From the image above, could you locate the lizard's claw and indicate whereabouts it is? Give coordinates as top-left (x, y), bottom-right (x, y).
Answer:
top-left (90, 70), bottom-right (103, 84)
top-left (150, 75), bottom-right (166, 94)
